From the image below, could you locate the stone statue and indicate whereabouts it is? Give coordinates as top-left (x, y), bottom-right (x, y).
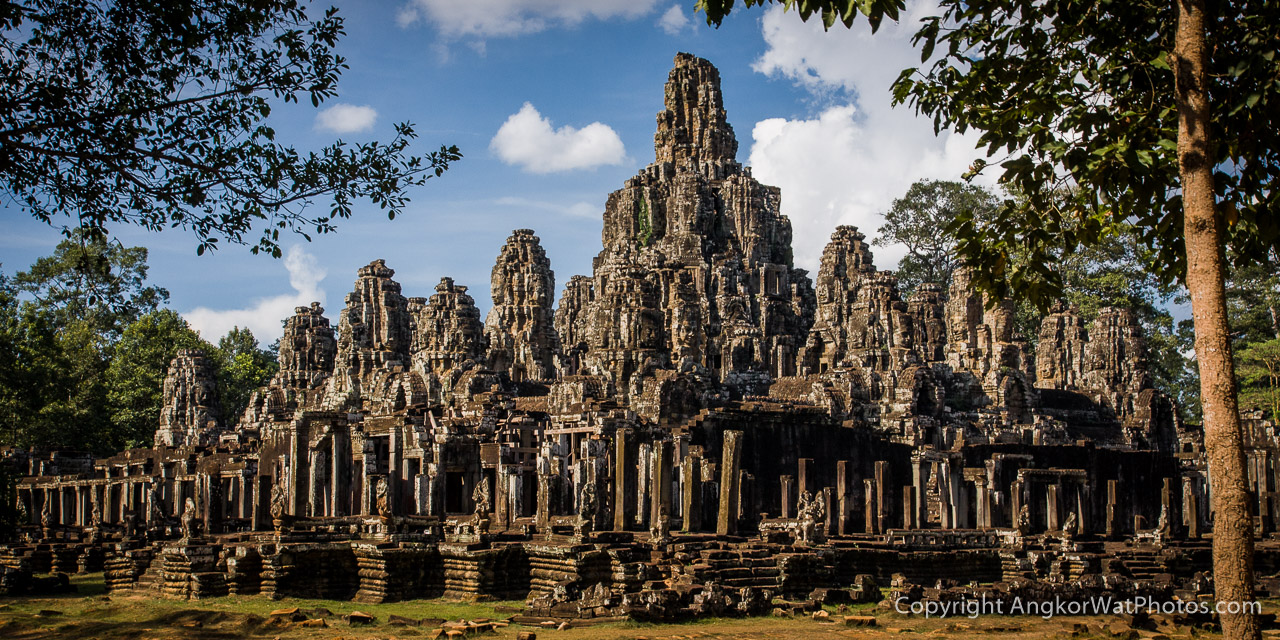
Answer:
top-left (375, 477), bottom-right (391, 518)
top-left (269, 484), bottom-right (287, 521)
top-left (1016, 504), bottom-right (1031, 535)
top-left (180, 497), bottom-right (197, 540)
top-left (147, 485), bottom-right (164, 527)
top-left (39, 497), bottom-right (51, 535)
top-left (576, 481), bottom-right (598, 538)
top-left (797, 490), bottom-right (823, 545)
top-left (472, 476), bottom-right (492, 534)
top-left (87, 499), bottom-right (103, 544)
top-left (1063, 511), bottom-right (1078, 538)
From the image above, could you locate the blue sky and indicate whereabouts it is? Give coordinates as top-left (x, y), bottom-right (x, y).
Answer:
top-left (0, 0), bottom-right (992, 344)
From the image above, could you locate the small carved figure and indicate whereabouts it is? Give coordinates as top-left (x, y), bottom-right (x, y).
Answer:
top-left (147, 485), bottom-right (164, 527)
top-left (1016, 504), bottom-right (1031, 535)
top-left (1063, 511), bottom-right (1079, 538)
top-left (796, 490), bottom-right (822, 544)
top-left (576, 481), bottom-right (598, 538)
top-left (39, 497), bottom-right (51, 535)
top-left (472, 476), bottom-right (493, 534)
top-left (269, 484), bottom-right (287, 521)
top-left (375, 477), bottom-right (391, 518)
top-left (180, 497), bottom-right (197, 540)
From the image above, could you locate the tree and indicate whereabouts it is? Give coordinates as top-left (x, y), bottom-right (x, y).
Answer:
top-left (697, 1), bottom-right (1279, 637)
top-left (1226, 250), bottom-right (1280, 346)
top-left (105, 310), bottom-right (211, 450)
top-left (13, 230), bottom-right (168, 339)
top-left (0, 0), bottom-right (461, 257)
top-left (1238, 339), bottom-right (1280, 423)
top-left (873, 179), bottom-right (997, 294)
top-left (213, 326), bottom-right (277, 425)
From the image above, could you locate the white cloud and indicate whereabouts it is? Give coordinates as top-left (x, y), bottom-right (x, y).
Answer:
top-left (657, 4), bottom-right (691, 35)
top-left (495, 196), bottom-right (599, 219)
top-left (314, 104), bottom-right (378, 134)
top-left (747, 2), bottom-right (996, 275)
top-left (397, 0), bottom-right (663, 38)
top-left (490, 102), bottom-right (627, 173)
top-left (184, 246), bottom-right (328, 344)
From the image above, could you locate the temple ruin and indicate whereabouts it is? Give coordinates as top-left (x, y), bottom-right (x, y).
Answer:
top-left (6, 53), bottom-right (1279, 620)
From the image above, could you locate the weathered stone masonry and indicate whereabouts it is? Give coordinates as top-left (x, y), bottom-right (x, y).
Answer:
top-left (8, 53), bottom-right (1280, 618)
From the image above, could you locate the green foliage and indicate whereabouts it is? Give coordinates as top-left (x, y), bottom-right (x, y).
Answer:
top-left (1238, 338), bottom-right (1280, 422)
top-left (1226, 250), bottom-right (1280, 346)
top-left (12, 230), bottom-right (168, 339)
top-left (637, 196), bottom-right (655, 248)
top-left (0, 0), bottom-right (461, 257)
top-left (212, 326), bottom-right (278, 425)
top-left (697, 0), bottom-right (905, 32)
top-left (873, 179), bottom-right (997, 295)
top-left (890, 0), bottom-right (1280, 306)
top-left (105, 310), bottom-right (211, 450)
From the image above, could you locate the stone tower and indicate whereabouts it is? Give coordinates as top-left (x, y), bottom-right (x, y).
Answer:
top-left (155, 349), bottom-right (223, 447)
top-left (486, 229), bottom-right (558, 382)
top-left (563, 53), bottom-right (816, 399)
top-left (412, 277), bottom-right (487, 400)
top-left (325, 259), bottom-right (413, 409)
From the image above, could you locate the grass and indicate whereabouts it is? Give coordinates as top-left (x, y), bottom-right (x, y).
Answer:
top-left (0, 573), bottom-right (1259, 640)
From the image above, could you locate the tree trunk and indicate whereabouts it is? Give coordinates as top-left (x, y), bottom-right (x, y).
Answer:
top-left (1175, 1), bottom-right (1259, 639)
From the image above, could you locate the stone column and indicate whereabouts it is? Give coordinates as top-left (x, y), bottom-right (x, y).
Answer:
top-left (651, 440), bottom-right (673, 525)
top-left (681, 451), bottom-right (702, 532)
top-left (836, 460), bottom-right (852, 536)
top-left (874, 460), bottom-right (891, 534)
top-left (716, 430), bottom-right (743, 535)
top-left (1046, 483), bottom-right (1061, 531)
top-left (797, 458), bottom-right (813, 495)
top-left (903, 486), bottom-right (916, 529)
top-left (1104, 479), bottom-right (1118, 536)
top-left (637, 443), bottom-right (652, 530)
top-left (613, 428), bottom-right (637, 531)
top-left (974, 475), bottom-right (990, 529)
top-left (1183, 476), bottom-right (1201, 539)
top-left (864, 478), bottom-right (877, 534)
top-left (911, 453), bottom-right (928, 529)
top-left (780, 475), bottom-right (795, 518)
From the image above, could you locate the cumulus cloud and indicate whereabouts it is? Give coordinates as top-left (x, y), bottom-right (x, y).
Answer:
top-left (315, 104), bottom-right (378, 134)
top-left (397, 0), bottom-right (663, 38)
top-left (490, 103), bottom-right (627, 173)
top-left (747, 2), bottom-right (996, 274)
top-left (657, 4), bottom-right (691, 35)
top-left (184, 246), bottom-right (327, 344)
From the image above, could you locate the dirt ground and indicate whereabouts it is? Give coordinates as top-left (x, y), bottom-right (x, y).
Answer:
top-left (0, 574), bottom-right (1267, 640)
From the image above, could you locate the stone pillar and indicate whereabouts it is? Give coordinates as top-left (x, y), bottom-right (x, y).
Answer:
top-left (780, 475), bottom-right (795, 518)
top-left (836, 460), bottom-right (852, 536)
top-left (681, 451), bottom-right (702, 532)
top-left (975, 475), bottom-right (990, 529)
top-left (874, 461), bottom-right (891, 534)
top-left (911, 454), bottom-right (928, 529)
top-left (613, 428), bottom-right (636, 531)
top-left (1183, 476), bottom-right (1200, 539)
top-left (1161, 477), bottom-right (1178, 536)
top-left (797, 458), bottom-right (813, 495)
top-left (1105, 479), bottom-right (1118, 537)
top-left (903, 486), bottom-right (916, 529)
top-left (716, 430), bottom-right (743, 535)
top-left (864, 478), bottom-right (877, 534)
top-left (1046, 483), bottom-right (1061, 531)
top-left (651, 440), bottom-right (673, 525)
top-left (822, 486), bottom-right (836, 535)
top-left (637, 443), bottom-right (652, 530)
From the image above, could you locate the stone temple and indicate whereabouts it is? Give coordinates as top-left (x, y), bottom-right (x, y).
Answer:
top-left (7, 53), bottom-right (1280, 619)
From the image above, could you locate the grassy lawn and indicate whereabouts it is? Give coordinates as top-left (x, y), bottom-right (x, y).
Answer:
top-left (0, 573), bottom-right (1250, 640)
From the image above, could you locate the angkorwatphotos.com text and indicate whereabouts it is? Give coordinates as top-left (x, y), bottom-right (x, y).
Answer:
top-left (894, 595), bottom-right (1262, 620)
